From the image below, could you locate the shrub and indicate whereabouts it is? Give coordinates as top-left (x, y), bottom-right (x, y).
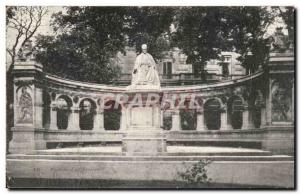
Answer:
top-left (177, 159), bottom-right (212, 184)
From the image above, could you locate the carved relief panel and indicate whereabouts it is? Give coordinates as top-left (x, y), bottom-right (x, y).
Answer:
top-left (271, 79), bottom-right (293, 123)
top-left (16, 85), bottom-right (33, 124)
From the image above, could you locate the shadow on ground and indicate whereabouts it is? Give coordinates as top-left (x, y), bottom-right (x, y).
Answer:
top-left (6, 178), bottom-right (290, 189)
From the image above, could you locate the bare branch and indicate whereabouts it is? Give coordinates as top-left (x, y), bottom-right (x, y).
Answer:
top-left (6, 48), bottom-right (13, 58)
top-left (24, 7), bottom-right (34, 39)
top-left (6, 6), bottom-right (49, 68)
top-left (8, 29), bottom-right (23, 67)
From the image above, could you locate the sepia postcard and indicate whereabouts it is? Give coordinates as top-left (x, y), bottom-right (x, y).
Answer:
top-left (6, 5), bottom-right (295, 189)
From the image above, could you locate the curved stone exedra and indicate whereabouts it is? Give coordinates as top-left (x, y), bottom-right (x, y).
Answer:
top-left (45, 70), bottom-right (264, 93)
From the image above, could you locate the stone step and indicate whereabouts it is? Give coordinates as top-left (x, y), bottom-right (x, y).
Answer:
top-left (7, 154), bottom-right (293, 162)
top-left (32, 145), bottom-right (274, 157)
top-left (7, 154), bottom-right (294, 188)
top-left (166, 151), bottom-right (272, 156)
top-left (32, 151), bottom-right (272, 157)
top-left (36, 150), bottom-right (121, 156)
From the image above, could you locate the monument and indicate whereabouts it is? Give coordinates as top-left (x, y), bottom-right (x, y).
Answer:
top-left (127, 44), bottom-right (160, 90)
top-left (122, 44), bottom-right (166, 155)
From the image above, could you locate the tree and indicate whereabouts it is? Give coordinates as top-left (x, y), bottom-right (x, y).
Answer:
top-left (36, 7), bottom-right (130, 83)
top-left (6, 6), bottom-right (48, 69)
top-left (35, 6), bottom-right (282, 83)
top-left (171, 7), bottom-right (277, 78)
top-left (172, 7), bottom-right (232, 79)
top-left (278, 7), bottom-right (295, 47)
top-left (126, 7), bottom-right (174, 59)
top-left (228, 7), bottom-right (277, 73)
top-left (36, 7), bottom-right (175, 83)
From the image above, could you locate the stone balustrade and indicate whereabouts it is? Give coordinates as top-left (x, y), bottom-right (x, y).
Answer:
top-left (38, 71), bottom-right (264, 132)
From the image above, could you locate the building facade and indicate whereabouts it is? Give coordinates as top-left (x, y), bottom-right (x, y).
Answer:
top-left (114, 47), bottom-right (246, 86)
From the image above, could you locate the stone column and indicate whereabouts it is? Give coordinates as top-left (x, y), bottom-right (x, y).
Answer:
top-left (120, 107), bottom-right (127, 131)
top-left (260, 106), bottom-right (267, 127)
top-left (67, 106), bottom-right (80, 131)
top-left (171, 109), bottom-right (181, 131)
top-left (196, 110), bottom-right (205, 131)
top-left (153, 105), bottom-right (161, 128)
top-left (292, 80), bottom-right (294, 122)
top-left (93, 109), bottom-right (104, 131)
top-left (160, 110), bottom-right (164, 128)
top-left (227, 120), bottom-right (233, 130)
top-left (226, 110), bottom-right (233, 130)
top-left (49, 103), bottom-right (58, 130)
top-left (266, 79), bottom-right (272, 126)
top-left (9, 57), bottom-right (46, 154)
top-left (220, 110), bottom-right (228, 131)
top-left (248, 110), bottom-right (255, 129)
top-left (34, 87), bottom-right (44, 129)
top-left (242, 107), bottom-right (250, 129)
top-left (13, 85), bottom-right (18, 126)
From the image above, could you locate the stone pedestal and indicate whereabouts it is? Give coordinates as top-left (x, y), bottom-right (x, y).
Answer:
top-left (122, 130), bottom-right (166, 156)
top-left (122, 91), bottom-right (166, 156)
top-left (9, 60), bottom-right (47, 154)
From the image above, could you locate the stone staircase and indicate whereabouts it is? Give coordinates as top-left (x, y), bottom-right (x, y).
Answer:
top-left (6, 146), bottom-right (294, 188)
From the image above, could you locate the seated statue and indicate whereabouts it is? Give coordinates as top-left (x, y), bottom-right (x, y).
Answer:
top-left (127, 44), bottom-right (160, 90)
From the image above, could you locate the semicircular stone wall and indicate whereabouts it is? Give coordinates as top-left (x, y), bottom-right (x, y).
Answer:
top-left (9, 51), bottom-right (294, 155)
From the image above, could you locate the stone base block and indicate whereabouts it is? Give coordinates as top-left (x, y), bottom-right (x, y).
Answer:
top-left (262, 139), bottom-right (294, 155)
top-left (9, 140), bottom-right (46, 154)
top-left (262, 126), bottom-right (294, 155)
top-left (8, 128), bottom-right (46, 154)
top-left (122, 130), bottom-right (166, 156)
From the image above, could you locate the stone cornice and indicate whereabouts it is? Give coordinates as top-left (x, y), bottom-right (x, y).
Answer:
top-left (45, 71), bottom-right (264, 95)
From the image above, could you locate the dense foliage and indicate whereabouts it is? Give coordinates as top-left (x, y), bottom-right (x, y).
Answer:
top-left (278, 7), bottom-right (294, 47)
top-left (35, 7), bottom-right (175, 83)
top-left (172, 7), bottom-right (278, 76)
top-left (35, 6), bottom-right (292, 83)
top-left (36, 7), bottom-right (129, 83)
